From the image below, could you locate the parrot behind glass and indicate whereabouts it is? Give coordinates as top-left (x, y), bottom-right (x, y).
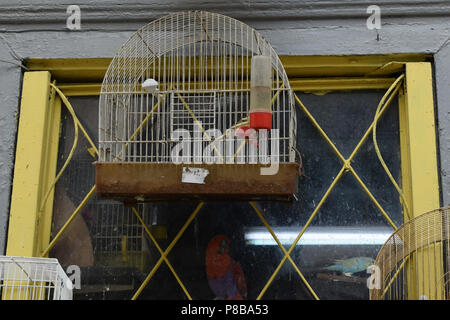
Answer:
top-left (324, 257), bottom-right (374, 276)
top-left (205, 235), bottom-right (247, 300)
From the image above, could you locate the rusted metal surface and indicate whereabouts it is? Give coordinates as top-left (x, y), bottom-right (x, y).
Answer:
top-left (95, 162), bottom-right (299, 202)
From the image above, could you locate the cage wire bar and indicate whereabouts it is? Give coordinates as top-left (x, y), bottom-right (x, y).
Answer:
top-left (98, 10), bottom-right (296, 165)
top-left (0, 256), bottom-right (73, 300)
top-left (370, 206), bottom-right (450, 300)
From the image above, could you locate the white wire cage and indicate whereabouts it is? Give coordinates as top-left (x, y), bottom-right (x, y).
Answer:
top-left (89, 202), bottom-right (153, 272)
top-left (0, 256), bottom-right (73, 300)
top-left (96, 10), bottom-right (299, 202)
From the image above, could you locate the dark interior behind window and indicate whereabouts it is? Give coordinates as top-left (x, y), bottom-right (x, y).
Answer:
top-left (50, 90), bottom-right (402, 300)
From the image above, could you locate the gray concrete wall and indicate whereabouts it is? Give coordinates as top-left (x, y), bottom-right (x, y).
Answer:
top-left (434, 43), bottom-right (450, 209)
top-left (0, 0), bottom-right (449, 253)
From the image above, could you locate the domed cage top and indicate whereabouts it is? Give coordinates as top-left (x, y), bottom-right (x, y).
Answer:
top-left (369, 206), bottom-right (450, 300)
top-left (95, 10), bottom-right (299, 202)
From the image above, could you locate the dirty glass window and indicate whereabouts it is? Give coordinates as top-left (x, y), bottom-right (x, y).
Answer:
top-left (50, 90), bottom-right (402, 300)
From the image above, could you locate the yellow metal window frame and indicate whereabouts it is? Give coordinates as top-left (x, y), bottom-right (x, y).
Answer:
top-left (5, 54), bottom-right (441, 300)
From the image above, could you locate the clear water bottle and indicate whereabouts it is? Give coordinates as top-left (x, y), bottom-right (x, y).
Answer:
top-left (249, 55), bottom-right (272, 130)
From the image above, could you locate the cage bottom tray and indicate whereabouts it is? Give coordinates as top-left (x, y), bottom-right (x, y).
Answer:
top-left (95, 162), bottom-right (299, 202)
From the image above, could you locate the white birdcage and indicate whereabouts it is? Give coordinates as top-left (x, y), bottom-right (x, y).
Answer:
top-left (89, 202), bottom-right (153, 272)
top-left (96, 10), bottom-right (299, 202)
top-left (0, 256), bottom-right (73, 300)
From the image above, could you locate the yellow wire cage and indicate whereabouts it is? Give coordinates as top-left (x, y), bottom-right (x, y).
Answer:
top-left (370, 206), bottom-right (450, 300)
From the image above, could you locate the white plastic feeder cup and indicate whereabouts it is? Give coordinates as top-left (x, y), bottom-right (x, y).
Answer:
top-left (142, 78), bottom-right (159, 93)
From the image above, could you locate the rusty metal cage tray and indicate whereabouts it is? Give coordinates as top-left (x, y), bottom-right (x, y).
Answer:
top-left (95, 162), bottom-right (299, 202)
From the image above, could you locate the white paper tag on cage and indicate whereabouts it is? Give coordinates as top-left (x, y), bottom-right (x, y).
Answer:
top-left (182, 167), bottom-right (209, 184)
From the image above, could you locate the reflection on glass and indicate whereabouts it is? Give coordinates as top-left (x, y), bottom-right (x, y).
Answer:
top-left (244, 226), bottom-right (393, 246)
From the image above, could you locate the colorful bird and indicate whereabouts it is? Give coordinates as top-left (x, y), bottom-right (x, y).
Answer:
top-left (205, 235), bottom-right (247, 300)
top-left (324, 257), bottom-right (374, 276)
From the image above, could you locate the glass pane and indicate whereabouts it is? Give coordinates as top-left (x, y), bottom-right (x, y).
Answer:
top-left (50, 88), bottom-right (403, 300)
top-left (296, 175), bottom-right (394, 300)
top-left (297, 91), bottom-right (393, 158)
top-left (136, 263), bottom-right (188, 300)
top-left (291, 90), bottom-right (401, 300)
top-left (52, 96), bottom-right (154, 300)
top-left (351, 96), bottom-right (403, 226)
top-left (261, 262), bottom-right (314, 300)
top-left (51, 97), bottom-right (97, 271)
top-left (167, 202), bottom-right (278, 300)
